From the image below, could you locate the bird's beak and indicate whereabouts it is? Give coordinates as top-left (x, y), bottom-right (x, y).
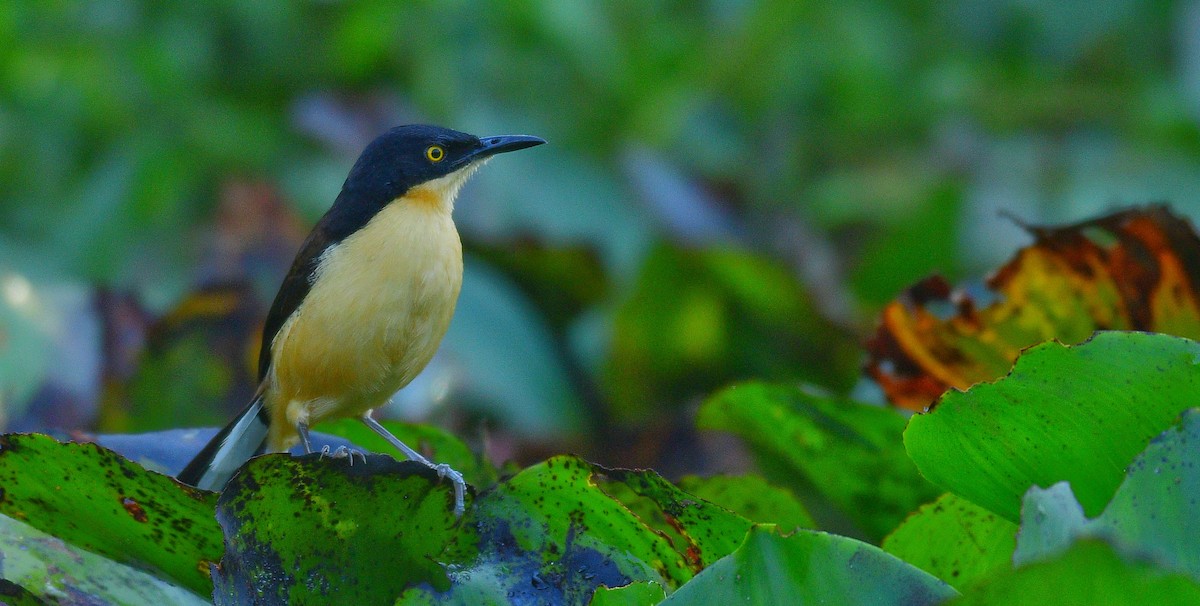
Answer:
top-left (470, 134), bottom-right (546, 162)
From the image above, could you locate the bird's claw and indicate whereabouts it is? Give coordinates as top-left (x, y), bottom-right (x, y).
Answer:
top-left (318, 445), bottom-right (367, 465)
top-left (427, 463), bottom-right (467, 519)
top-left (431, 463), bottom-right (456, 480)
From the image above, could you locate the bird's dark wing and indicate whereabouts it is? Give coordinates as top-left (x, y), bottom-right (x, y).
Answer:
top-left (256, 187), bottom-right (391, 381)
top-left (256, 222), bottom-right (334, 381)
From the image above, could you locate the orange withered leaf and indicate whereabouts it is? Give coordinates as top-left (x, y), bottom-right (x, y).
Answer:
top-left (866, 205), bottom-right (1200, 411)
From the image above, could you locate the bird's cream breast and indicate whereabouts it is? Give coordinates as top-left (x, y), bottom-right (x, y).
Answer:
top-left (266, 198), bottom-right (463, 447)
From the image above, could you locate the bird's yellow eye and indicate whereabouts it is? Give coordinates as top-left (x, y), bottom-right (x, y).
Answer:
top-left (425, 145), bottom-right (445, 163)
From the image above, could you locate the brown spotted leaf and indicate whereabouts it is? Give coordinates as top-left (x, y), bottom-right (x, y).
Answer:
top-left (867, 206), bottom-right (1200, 410)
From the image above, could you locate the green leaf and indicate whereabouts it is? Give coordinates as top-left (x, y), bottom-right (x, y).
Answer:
top-left (607, 246), bottom-right (859, 422)
top-left (661, 526), bottom-right (958, 605)
top-left (1012, 482), bottom-right (1089, 566)
top-left (216, 454), bottom-right (749, 604)
top-left (1086, 407), bottom-right (1200, 576)
top-left (0, 580), bottom-right (46, 606)
top-left (905, 332), bottom-right (1200, 521)
top-left (590, 466), bottom-right (751, 570)
top-left (213, 454), bottom-right (459, 605)
top-left (1014, 408), bottom-right (1200, 579)
top-left (0, 434), bottom-right (222, 595)
top-left (946, 540), bottom-right (1200, 606)
top-left (698, 382), bottom-right (940, 539)
top-left (312, 417), bottom-right (497, 488)
top-left (0, 514), bottom-right (207, 605)
top-left (677, 474), bottom-right (815, 530)
top-left (589, 582), bottom-right (667, 606)
top-left (399, 456), bottom-right (751, 604)
top-left (882, 493), bottom-right (1017, 590)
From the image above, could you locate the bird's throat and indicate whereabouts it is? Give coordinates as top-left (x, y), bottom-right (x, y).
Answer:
top-left (403, 159), bottom-right (488, 213)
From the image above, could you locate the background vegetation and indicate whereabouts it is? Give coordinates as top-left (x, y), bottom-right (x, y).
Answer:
top-left (8, 0), bottom-right (1200, 467)
top-left (2, 2), bottom-right (1200, 603)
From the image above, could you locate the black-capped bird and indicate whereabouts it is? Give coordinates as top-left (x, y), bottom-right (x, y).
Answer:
top-left (178, 125), bottom-right (545, 516)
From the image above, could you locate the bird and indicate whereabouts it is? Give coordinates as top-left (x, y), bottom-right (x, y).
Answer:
top-left (177, 124), bottom-right (545, 516)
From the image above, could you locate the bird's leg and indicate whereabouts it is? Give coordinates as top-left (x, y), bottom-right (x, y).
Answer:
top-left (359, 412), bottom-right (466, 518)
top-left (298, 418), bottom-right (368, 463)
top-left (297, 421), bottom-right (314, 454)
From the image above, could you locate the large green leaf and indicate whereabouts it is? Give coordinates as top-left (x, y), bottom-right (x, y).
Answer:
top-left (213, 454), bottom-right (460, 605)
top-left (676, 474), bottom-right (814, 530)
top-left (661, 525), bottom-right (958, 605)
top-left (905, 331), bottom-right (1200, 521)
top-left (698, 382), bottom-right (939, 539)
top-left (947, 540), bottom-right (1200, 605)
top-left (0, 514), bottom-right (206, 605)
top-left (1014, 408), bottom-right (1200, 579)
top-left (0, 434), bottom-right (222, 595)
top-left (214, 454), bottom-right (751, 604)
top-left (882, 493), bottom-right (1016, 590)
top-left (400, 456), bottom-right (751, 604)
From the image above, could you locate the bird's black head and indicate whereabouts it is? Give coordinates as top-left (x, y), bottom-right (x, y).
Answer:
top-left (340, 124), bottom-right (545, 207)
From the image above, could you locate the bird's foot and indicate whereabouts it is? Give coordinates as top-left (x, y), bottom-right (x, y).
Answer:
top-left (318, 445), bottom-right (367, 465)
top-left (357, 413), bottom-right (467, 518)
top-left (427, 463), bottom-right (466, 519)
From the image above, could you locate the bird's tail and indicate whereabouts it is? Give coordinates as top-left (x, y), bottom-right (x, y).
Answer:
top-left (177, 392), bottom-right (270, 491)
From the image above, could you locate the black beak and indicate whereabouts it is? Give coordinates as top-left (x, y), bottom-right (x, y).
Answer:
top-left (471, 134), bottom-right (546, 161)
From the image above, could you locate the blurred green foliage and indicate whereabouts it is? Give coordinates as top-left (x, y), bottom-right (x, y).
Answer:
top-left (4, 1), bottom-right (1200, 469)
top-left (6, 1), bottom-right (1198, 279)
top-left (607, 245), bottom-right (857, 421)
